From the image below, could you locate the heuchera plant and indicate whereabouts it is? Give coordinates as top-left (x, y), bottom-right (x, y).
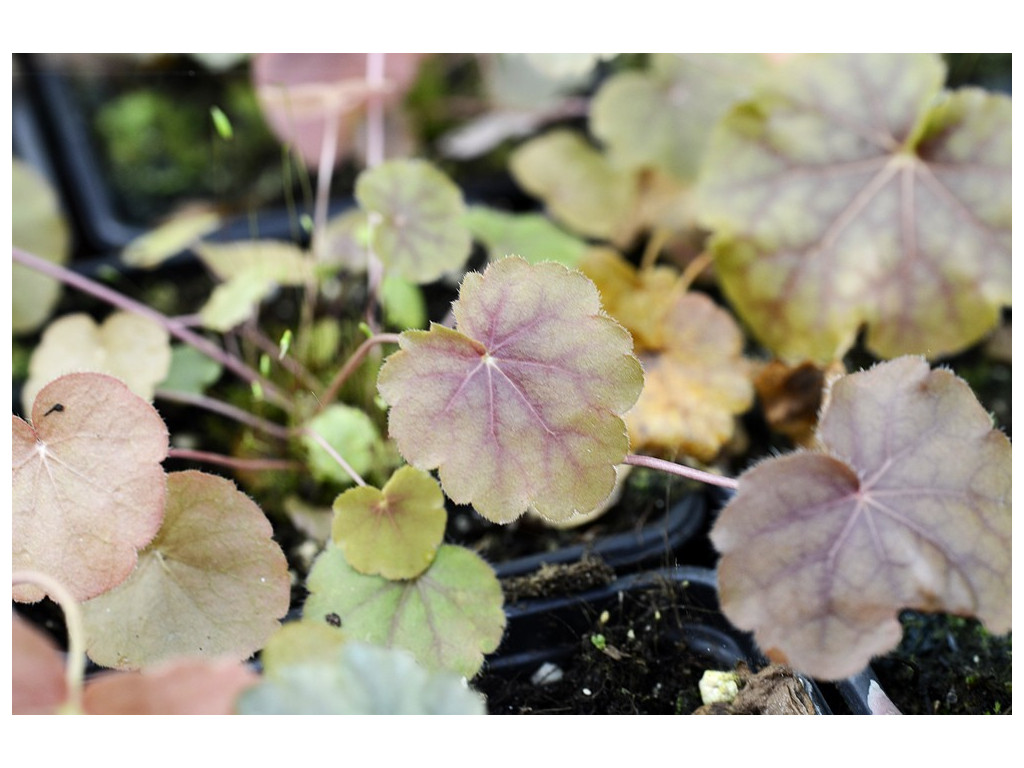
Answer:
top-left (11, 52), bottom-right (1010, 714)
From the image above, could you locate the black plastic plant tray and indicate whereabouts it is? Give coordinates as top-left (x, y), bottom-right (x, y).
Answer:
top-left (491, 490), bottom-right (707, 580)
top-left (486, 565), bottom-right (885, 715)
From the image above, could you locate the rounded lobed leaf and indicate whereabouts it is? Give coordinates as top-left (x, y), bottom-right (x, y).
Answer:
top-left (355, 158), bottom-right (472, 284)
top-left (711, 356), bottom-right (1011, 680)
top-left (303, 544), bottom-right (505, 680)
top-left (377, 257), bottom-right (644, 523)
top-left (331, 465), bottom-right (447, 580)
top-left (22, 311), bottom-right (172, 415)
top-left (696, 53), bottom-right (1011, 362)
top-left (80, 470), bottom-right (291, 670)
top-left (12, 373), bottom-right (169, 603)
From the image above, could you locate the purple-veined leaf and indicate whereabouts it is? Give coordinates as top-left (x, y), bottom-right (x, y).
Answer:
top-left (711, 356), bottom-right (1011, 680)
top-left (696, 53), bottom-right (1011, 362)
top-left (377, 257), bottom-right (644, 523)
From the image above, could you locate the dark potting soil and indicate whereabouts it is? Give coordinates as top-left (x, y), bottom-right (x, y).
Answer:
top-left (871, 612), bottom-right (1012, 715)
top-left (476, 570), bottom-right (818, 715)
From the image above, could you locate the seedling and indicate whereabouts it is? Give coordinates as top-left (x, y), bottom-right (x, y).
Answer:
top-left (11, 53), bottom-right (1010, 714)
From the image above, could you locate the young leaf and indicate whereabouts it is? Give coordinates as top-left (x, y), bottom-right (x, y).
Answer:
top-left (696, 53), bottom-right (1011, 362)
top-left (22, 311), bottom-right (172, 414)
top-left (332, 465), bottom-right (447, 579)
top-left (302, 404), bottom-right (391, 486)
top-left (13, 159), bottom-right (70, 335)
top-left (195, 240), bottom-right (317, 331)
top-left (303, 545), bottom-right (505, 679)
top-left (377, 257), bottom-right (644, 523)
top-left (237, 642), bottom-right (486, 715)
top-left (80, 471), bottom-right (291, 670)
top-left (259, 621), bottom-right (348, 677)
top-left (122, 208), bottom-right (221, 268)
top-left (81, 658), bottom-right (259, 714)
top-left (158, 344), bottom-right (224, 395)
top-left (711, 356), bottom-right (1011, 680)
top-left (355, 158), bottom-right (472, 284)
top-left (12, 373), bottom-right (169, 603)
top-left (464, 205), bottom-right (588, 268)
top-left (509, 130), bottom-right (637, 246)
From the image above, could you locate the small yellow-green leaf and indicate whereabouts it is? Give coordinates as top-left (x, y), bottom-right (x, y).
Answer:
top-left (510, 130), bottom-right (637, 246)
top-left (302, 404), bottom-right (389, 486)
top-left (81, 471), bottom-right (291, 670)
top-left (122, 209), bottom-right (222, 269)
top-left (380, 274), bottom-right (427, 330)
top-left (195, 239), bottom-right (315, 284)
top-left (13, 160), bottom-right (70, 335)
top-left (303, 545), bottom-right (505, 679)
top-left (356, 159), bottom-right (471, 284)
top-left (158, 344), bottom-right (223, 395)
top-left (332, 465), bottom-right (447, 579)
top-left (198, 271), bottom-right (276, 332)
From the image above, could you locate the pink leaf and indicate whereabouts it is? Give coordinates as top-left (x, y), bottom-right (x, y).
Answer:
top-left (12, 373), bottom-right (169, 603)
top-left (378, 257), bottom-right (643, 523)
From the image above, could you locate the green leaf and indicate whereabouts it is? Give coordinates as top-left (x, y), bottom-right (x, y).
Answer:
top-left (711, 356), bottom-right (1011, 680)
top-left (158, 344), bottom-right (223, 395)
top-left (12, 160), bottom-right (70, 335)
top-left (331, 465), bottom-right (447, 579)
top-left (380, 274), bottom-right (428, 330)
top-left (199, 271), bottom-right (276, 332)
top-left (237, 642), bottom-right (486, 714)
top-left (696, 53), bottom-right (1011, 362)
top-left (464, 205), bottom-right (588, 267)
top-left (378, 257), bottom-right (644, 523)
top-left (22, 311), bottom-right (172, 414)
top-left (81, 470), bottom-right (291, 670)
top-left (303, 545), bottom-right (505, 679)
top-left (509, 130), bottom-right (637, 245)
top-left (12, 373), bottom-right (169, 603)
top-left (302, 404), bottom-right (389, 486)
top-left (356, 159), bottom-right (472, 283)
top-left (591, 53), bottom-right (767, 180)
top-left (195, 239), bottom-right (315, 284)
top-left (122, 209), bottom-right (221, 269)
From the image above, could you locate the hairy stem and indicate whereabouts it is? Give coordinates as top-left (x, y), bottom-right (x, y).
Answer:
top-left (318, 332), bottom-right (402, 412)
top-left (301, 427), bottom-right (367, 486)
top-left (12, 247), bottom-right (293, 412)
top-left (624, 453), bottom-right (739, 491)
top-left (167, 448), bottom-right (302, 473)
top-left (156, 389), bottom-right (292, 440)
top-left (12, 570), bottom-right (86, 714)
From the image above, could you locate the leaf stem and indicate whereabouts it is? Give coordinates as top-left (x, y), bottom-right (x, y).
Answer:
top-left (301, 427), bottom-right (367, 486)
top-left (12, 247), bottom-right (294, 412)
top-left (167, 448), bottom-right (302, 473)
top-left (12, 570), bottom-right (86, 714)
top-left (156, 389), bottom-right (293, 440)
top-left (318, 332), bottom-right (402, 412)
top-left (624, 453), bottom-right (739, 491)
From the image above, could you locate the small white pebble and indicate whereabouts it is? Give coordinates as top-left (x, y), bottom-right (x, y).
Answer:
top-left (582, 688), bottom-right (592, 696)
top-left (599, 610), bottom-right (610, 624)
top-left (530, 662), bottom-right (563, 685)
